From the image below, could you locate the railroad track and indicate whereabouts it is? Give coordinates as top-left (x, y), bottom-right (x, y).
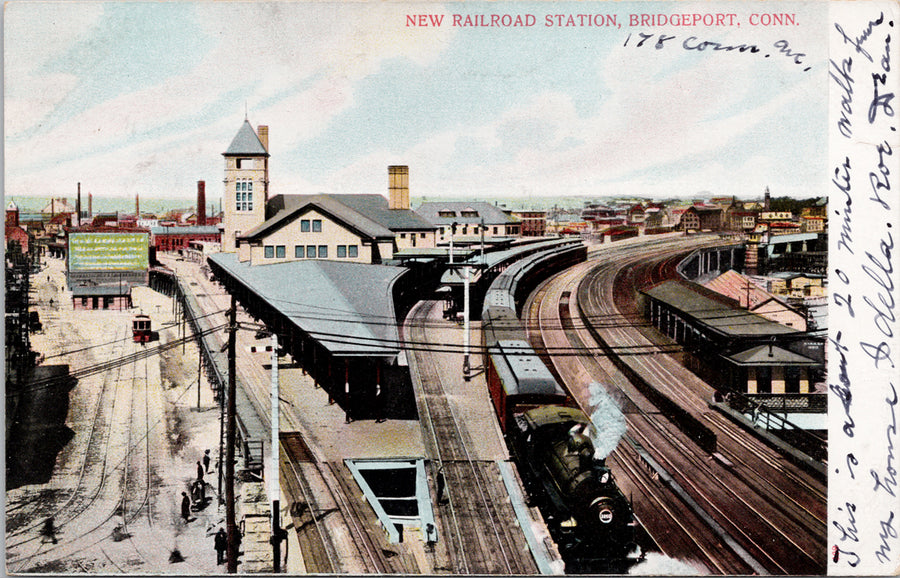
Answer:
top-left (175, 256), bottom-right (408, 574)
top-left (7, 324), bottom-right (184, 573)
top-left (526, 258), bottom-right (755, 574)
top-left (528, 236), bottom-right (826, 574)
top-left (406, 300), bottom-right (537, 575)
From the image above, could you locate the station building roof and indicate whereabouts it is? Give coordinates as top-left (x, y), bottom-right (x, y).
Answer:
top-left (415, 201), bottom-right (518, 226)
top-left (71, 284), bottom-right (131, 297)
top-left (208, 253), bottom-right (406, 357)
top-left (641, 280), bottom-right (799, 338)
top-left (725, 344), bottom-right (819, 366)
top-left (242, 194), bottom-right (435, 243)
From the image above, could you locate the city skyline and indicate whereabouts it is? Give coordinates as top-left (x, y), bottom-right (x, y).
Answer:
top-left (5, 1), bottom-right (827, 202)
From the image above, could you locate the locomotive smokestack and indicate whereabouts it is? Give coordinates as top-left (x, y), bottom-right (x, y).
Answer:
top-left (197, 180), bottom-right (207, 226)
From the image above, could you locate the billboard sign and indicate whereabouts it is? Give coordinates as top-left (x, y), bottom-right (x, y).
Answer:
top-left (68, 232), bottom-right (149, 272)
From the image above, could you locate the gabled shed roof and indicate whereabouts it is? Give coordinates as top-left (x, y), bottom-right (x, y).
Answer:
top-left (641, 280), bottom-right (798, 338)
top-left (207, 253), bottom-right (405, 357)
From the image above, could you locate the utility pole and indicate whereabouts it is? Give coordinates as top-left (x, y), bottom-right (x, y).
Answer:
top-left (270, 333), bottom-right (284, 572)
top-left (449, 222), bottom-right (455, 265)
top-left (226, 297), bottom-right (238, 574)
top-left (463, 265), bottom-right (471, 381)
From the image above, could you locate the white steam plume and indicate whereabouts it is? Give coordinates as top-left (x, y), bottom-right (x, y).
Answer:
top-left (628, 552), bottom-right (709, 575)
top-left (588, 381), bottom-right (626, 460)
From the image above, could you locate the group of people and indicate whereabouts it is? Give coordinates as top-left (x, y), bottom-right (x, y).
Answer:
top-left (178, 449), bottom-right (237, 566)
top-left (180, 450), bottom-right (213, 523)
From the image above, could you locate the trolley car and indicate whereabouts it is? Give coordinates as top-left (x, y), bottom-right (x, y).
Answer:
top-left (132, 314), bottom-right (152, 343)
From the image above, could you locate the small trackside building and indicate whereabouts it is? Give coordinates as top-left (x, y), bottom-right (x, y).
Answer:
top-left (640, 279), bottom-right (821, 395)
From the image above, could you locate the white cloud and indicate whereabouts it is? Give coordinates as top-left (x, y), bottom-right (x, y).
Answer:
top-left (6, 2), bottom-right (455, 199)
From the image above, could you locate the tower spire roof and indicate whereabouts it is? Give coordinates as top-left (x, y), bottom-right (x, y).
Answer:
top-left (224, 120), bottom-right (269, 156)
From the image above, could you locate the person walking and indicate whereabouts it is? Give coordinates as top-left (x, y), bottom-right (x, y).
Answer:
top-left (40, 517), bottom-right (58, 544)
top-left (181, 492), bottom-right (191, 521)
top-left (214, 528), bottom-right (227, 564)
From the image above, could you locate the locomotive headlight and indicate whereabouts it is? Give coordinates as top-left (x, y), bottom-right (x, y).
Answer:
top-left (598, 508), bottom-right (614, 524)
top-left (600, 472), bottom-right (610, 484)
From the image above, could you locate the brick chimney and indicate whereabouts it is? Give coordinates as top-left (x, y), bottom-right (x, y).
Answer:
top-left (258, 125), bottom-right (268, 152)
top-left (197, 180), bottom-right (207, 226)
top-left (388, 165), bottom-right (409, 210)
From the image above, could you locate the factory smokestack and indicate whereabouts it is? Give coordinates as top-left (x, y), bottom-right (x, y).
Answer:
top-left (77, 182), bottom-right (82, 224)
top-left (388, 165), bottom-right (409, 210)
top-left (136, 194), bottom-right (140, 218)
top-left (197, 180), bottom-right (207, 226)
top-left (88, 193), bottom-right (93, 218)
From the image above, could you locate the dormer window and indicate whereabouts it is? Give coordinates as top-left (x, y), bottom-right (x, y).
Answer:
top-left (461, 209), bottom-right (479, 218)
top-left (438, 210), bottom-right (457, 218)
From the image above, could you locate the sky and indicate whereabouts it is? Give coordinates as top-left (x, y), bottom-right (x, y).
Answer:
top-left (4, 1), bottom-right (829, 205)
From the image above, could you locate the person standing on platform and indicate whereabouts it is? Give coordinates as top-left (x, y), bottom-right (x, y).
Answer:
top-left (181, 492), bottom-right (191, 521)
top-left (344, 381), bottom-right (353, 424)
top-left (203, 449), bottom-right (211, 473)
top-left (214, 528), bottom-right (227, 564)
top-left (375, 384), bottom-right (385, 423)
top-left (196, 460), bottom-right (204, 483)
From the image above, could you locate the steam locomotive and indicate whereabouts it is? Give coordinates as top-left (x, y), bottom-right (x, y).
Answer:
top-left (480, 244), bottom-right (640, 572)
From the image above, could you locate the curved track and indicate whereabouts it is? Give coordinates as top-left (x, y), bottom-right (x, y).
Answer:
top-left (6, 318), bottom-right (182, 574)
top-left (528, 235), bottom-right (826, 575)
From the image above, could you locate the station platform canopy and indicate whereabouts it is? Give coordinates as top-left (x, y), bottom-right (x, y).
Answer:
top-left (642, 280), bottom-right (799, 339)
top-left (208, 253), bottom-right (406, 358)
top-left (440, 237), bottom-right (577, 285)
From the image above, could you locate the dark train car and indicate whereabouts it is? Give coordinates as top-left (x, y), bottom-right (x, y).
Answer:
top-left (508, 405), bottom-right (638, 568)
top-left (486, 339), bottom-right (568, 432)
top-left (132, 313), bottom-right (152, 342)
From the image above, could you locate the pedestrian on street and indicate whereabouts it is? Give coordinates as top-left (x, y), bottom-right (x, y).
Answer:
top-left (196, 460), bottom-right (204, 483)
top-left (214, 528), bottom-right (227, 564)
top-left (181, 492), bottom-right (191, 521)
top-left (41, 517), bottom-right (58, 544)
top-left (203, 449), bottom-right (211, 473)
